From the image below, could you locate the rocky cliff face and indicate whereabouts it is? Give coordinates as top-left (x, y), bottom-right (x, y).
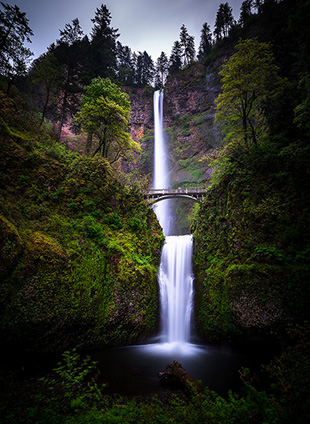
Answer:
top-left (164, 64), bottom-right (221, 187)
top-left (125, 63), bottom-right (221, 188)
top-left (122, 86), bottom-right (154, 144)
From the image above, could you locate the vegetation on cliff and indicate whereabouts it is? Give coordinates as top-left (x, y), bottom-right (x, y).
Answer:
top-left (192, 8), bottom-right (310, 345)
top-left (1, 1), bottom-right (310, 422)
top-left (0, 87), bottom-right (163, 353)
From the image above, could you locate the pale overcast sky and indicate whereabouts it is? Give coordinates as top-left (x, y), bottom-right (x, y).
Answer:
top-left (7, 0), bottom-right (243, 61)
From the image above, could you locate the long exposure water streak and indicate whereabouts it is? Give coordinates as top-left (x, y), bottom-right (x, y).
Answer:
top-left (90, 90), bottom-right (247, 396)
top-left (153, 89), bottom-right (195, 351)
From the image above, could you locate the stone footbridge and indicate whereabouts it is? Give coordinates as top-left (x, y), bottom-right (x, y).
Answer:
top-left (143, 187), bottom-right (206, 203)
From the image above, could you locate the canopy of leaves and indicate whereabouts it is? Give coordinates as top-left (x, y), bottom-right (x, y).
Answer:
top-left (215, 38), bottom-right (287, 150)
top-left (76, 77), bottom-right (139, 165)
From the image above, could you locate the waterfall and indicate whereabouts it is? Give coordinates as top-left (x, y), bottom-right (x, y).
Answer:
top-left (153, 90), bottom-right (194, 347)
top-left (159, 235), bottom-right (194, 345)
top-left (153, 90), bottom-right (170, 235)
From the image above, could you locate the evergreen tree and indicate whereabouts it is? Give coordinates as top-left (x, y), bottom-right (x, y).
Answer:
top-left (253, 0), bottom-right (264, 13)
top-left (58, 17), bottom-right (83, 46)
top-left (53, 18), bottom-right (85, 141)
top-left (116, 42), bottom-right (134, 85)
top-left (89, 4), bottom-right (119, 79)
top-left (155, 51), bottom-right (168, 88)
top-left (239, 0), bottom-right (254, 26)
top-left (135, 51), bottom-right (154, 87)
top-left (198, 22), bottom-right (213, 60)
top-left (214, 2), bottom-right (235, 40)
top-left (179, 24), bottom-right (195, 66)
top-left (0, 2), bottom-right (33, 88)
top-left (168, 41), bottom-right (182, 76)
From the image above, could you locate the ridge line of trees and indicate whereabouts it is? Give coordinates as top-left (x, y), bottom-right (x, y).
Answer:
top-left (1, 1), bottom-right (287, 94)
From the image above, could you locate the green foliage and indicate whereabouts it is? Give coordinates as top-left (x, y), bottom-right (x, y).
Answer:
top-left (105, 212), bottom-right (123, 230)
top-left (193, 136), bottom-right (310, 342)
top-left (3, 327), bottom-right (310, 423)
top-left (126, 216), bottom-right (146, 233)
top-left (0, 90), bottom-right (163, 352)
top-left (75, 77), bottom-right (139, 165)
top-left (22, 349), bottom-right (106, 423)
top-left (215, 38), bottom-right (287, 150)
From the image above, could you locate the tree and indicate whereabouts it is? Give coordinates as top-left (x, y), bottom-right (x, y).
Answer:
top-left (135, 51), bottom-right (154, 86)
top-left (116, 42), bottom-right (134, 85)
top-left (294, 73), bottom-right (310, 136)
top-left (76, 77), bottom-right (139, 164)
top-left (89, 4), bottom-right (119, 79)
top-left (54, 19), bottom-right (85, 140)
top-left (239, 0), bottom-right (254, 27)
top-left (214, 2), bottom-right (235, 40)
top-left (253, 0), bottom-right (263, 13)
top-left (58, 17), bottom-right (83, 46)
top-left (155, 51), bottom-right (168, 88)
top-left (198, 22), bottom-right (213, 60)
top-left (30, 52), bottom-right (63, 125)
top-left (0, 2), bottom-right (33, 88)
top-left (179, 24), bottom-right (195, 67)
top-left (168, 41), bottom-right (182, 76)
top-left (215, 38), bottom-right (286, 149)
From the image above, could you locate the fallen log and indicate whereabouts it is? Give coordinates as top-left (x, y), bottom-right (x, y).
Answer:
top-left (158, 360), bottom-right (203, 395)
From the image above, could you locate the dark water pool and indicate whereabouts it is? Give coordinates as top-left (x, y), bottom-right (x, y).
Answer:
top-left (89, 341), bottom-right (247, 397)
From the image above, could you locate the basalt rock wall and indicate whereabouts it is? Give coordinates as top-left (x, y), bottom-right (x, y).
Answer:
top-left (124, 63), bottom-right (221, 187)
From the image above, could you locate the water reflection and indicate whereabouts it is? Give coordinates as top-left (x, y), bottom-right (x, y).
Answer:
top-left (91, 342), bottom-right (246, 397)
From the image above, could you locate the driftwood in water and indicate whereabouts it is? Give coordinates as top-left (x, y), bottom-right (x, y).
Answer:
top-left (158, 361), bottom-right (203, 394)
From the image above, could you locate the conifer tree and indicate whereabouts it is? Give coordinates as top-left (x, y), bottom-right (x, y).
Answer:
top-left (198, 22), bottom-right (213, 60)
top-left (214, 2), bottom-right (235, 40)
top-left (169, 41), bottom-right (182, 75)
top-left (89, 4), bottom-right (119, 79)
top-left (116, 42), bottom-right (134, 85)
top-left (54, 18), bottom-right (85, 140)
top-left (179, 24), bottom-right (195, 67)
top-left (239, 0), bottom-right (253, 26)
top-left (0, 2), bottom-right (33, 88)
top-left (155, 51), bottom-right (168, 88)
top-left (135, 51), bottom-right (154, 86)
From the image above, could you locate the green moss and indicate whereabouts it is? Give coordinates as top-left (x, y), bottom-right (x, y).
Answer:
top-left (0, 100), bottom-right (163, 352)
top-left (193, 141), bottom-right (310, 343)
top-left (0, 215), bottom-right (24, 277)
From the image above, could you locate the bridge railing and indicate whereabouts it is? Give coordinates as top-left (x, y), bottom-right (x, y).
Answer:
top-left (144, 187), bottom-right (206, 195)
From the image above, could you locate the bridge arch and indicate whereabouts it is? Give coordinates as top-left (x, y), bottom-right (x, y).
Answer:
top-left (143, 188), bottom-right (206, 204)
top-left (148, 194), bottom-right (201, 204)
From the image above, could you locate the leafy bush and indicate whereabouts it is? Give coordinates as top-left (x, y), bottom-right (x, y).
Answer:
top-left (126, 216), bottom-right (145, 232)
top-left (105, 212), bottom-right (123, 230)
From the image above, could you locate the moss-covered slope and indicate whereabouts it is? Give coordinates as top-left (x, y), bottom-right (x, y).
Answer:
top-left (0, 108), bottom-right (164, 353)
top-left (192, 142), bottom-right (310, 344)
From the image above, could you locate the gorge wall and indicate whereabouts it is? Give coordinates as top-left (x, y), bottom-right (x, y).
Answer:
top-left (125, 63), bottom-right (221, 188)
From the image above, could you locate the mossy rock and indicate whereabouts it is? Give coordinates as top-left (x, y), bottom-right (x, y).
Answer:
top-left (0, 215), bottom-right (23, 276)
top-left (22, 231), bottom-right (66, 271)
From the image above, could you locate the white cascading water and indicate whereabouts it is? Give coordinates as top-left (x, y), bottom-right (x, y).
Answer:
top-left (153, 90), bottom-right (194, 348)
top-left (159, 235), bottom-right (194, 345)
top-left (153, 90), bottom-right (170, 235)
